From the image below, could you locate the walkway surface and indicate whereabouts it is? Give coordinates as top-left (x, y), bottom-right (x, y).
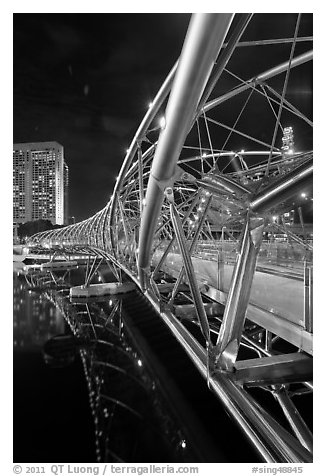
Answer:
top-left (159, 252), bottom-right (304, 325)
top-left (152, 251), bottom-right (312, 354)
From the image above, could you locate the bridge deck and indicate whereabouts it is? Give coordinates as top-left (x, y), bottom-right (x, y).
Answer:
top-left (155, 252), bottom-right (312, 354)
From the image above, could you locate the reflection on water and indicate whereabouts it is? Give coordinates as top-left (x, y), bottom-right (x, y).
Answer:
top-left (44, 290), bottom-right (194, 462)
top-left (14, 260), bottom-right (312, 463)
top-left (13, 267), bottom-right (198, 463)
top-left (13, 273), bottom-right (65, 350)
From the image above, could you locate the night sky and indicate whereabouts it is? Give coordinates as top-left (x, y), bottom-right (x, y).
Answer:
top-left (13, 13), bottom-right (313, 222)
top-left (13, 13), bottom-right (191, 221)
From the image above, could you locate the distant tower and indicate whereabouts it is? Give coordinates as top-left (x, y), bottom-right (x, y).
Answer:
top-left (13, 141), bottom-right (69, 225)
top-left (282, 126), bottom-right (294, 155)
top-left (64, 162), bottom-right (69, 225)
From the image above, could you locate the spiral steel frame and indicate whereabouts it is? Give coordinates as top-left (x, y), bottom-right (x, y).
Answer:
top-left (27, 14), bottom-right (313, 462)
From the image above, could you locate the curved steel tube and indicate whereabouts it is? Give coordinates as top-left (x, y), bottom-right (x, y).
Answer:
top-left (250, 158), bottom-right (313, 213)
top-left (108, 61), bottom-right (179, 254)
top-left (138, 13), bottom-right (234, 286)
top-left (203, 50), bottom-right (313, 113)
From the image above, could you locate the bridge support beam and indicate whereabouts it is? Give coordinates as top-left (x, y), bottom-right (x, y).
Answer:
top-left (168, 193), bottom-right (212, 305)
top-left (70, 282), bottom-right (136, 299)
top-left (168, 188), bottom-right (212, 347)
top-left (233, 352), bottom-right (313, 387)
top-left (250, 157), bottom-right (313, 214)
top-left (215, 214), bottom-right (265, 371)
top-left (273, 387), bottom-right (313, 453)
top-left (152, 193), bottom-right (200, 278)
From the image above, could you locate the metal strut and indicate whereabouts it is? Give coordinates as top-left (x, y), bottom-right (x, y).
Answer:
top-left (165, 187), bottom-right (212, 349)
top-left (168, 192), bottom-right (212, 304)
top-left (215, 213), bottom-right (265, 371)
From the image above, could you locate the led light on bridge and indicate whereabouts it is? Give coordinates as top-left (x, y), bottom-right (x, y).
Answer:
top-left (159, 116), bottom-right (166, 129)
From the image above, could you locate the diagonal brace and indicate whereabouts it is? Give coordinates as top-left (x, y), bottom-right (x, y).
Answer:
top-left (166, 188), bottom-right (212, 348)
top-left (215, 213), bottom-right (265, 371)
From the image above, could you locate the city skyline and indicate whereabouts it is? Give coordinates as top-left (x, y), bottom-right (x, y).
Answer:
top-left (13, 13), bottom-right (191, 222)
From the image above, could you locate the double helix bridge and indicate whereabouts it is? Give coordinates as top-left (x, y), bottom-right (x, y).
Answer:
top-left (22, 14), bottom-right (313, 463)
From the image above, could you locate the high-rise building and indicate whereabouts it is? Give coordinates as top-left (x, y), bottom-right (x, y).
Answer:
top-left (282, 126), bottom-right (294, 155)
top-left (13, 141), bottom-right (69, 225)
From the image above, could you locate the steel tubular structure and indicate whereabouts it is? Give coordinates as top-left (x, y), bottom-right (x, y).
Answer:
top-left (27, 14), bottom-right (313, 462)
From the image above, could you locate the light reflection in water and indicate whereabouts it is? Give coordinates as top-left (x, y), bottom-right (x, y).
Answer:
top-left (13, 273), bottom-right (65, 350)
top-left (13, 266), bottom-right (192, 463)
top-left (44, 288), bottom-right (191, 463)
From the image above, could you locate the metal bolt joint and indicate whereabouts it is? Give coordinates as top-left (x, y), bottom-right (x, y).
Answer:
top-left (164, 187), bottom-right (174, 203)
